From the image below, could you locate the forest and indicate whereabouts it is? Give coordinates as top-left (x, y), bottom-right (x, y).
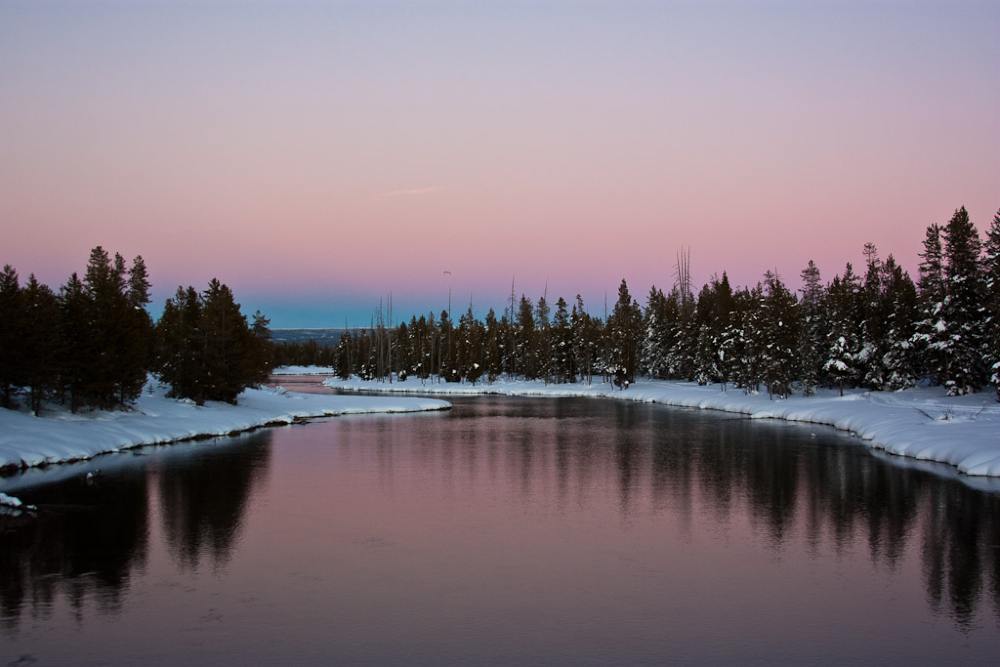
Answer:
top-left (279, 207), bottom-right (1000, 401)
top-left (0, 247), bottom-right (272, 412)
top-left (2, 206), bottom-right (998, 414)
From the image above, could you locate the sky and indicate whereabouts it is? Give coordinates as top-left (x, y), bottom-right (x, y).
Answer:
top-left (2, 0), bottom-right (999, 327)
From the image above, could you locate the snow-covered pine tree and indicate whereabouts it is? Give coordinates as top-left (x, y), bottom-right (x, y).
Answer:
top-left (823, 264), bottom-right (862, 396)
top-left (641, 286), bottom-right (671, 378)
top-left (551, 297), bottom-right (575, 383)
top-left (692, 322), bottom-right (717, 385)
top-left (940, 206), bottom-right (986, 395)
top-left (733, 283), bottom-right (766, 393)
top-left (483, 308), bottom-right (503, 381)
top-left (516, 295), bottom-right (536, 379)
top-left (984, 209), bottom-right (1000, 401)
top-left (607, 279), bottom-right (642, 385)
top-left (760, 272), bottom-right (800, 398)
top-left (912, 223), bottom-right (947, 384)
top-left (880, 256), bottom-right (919, 390)
top-left (535, 294), bottom-right (552, 383)
top-left (858, 243), bottom-right (889, 389)
top-left (797, 260), bottom-right (825, 395)
top-left (571, 295), bottom-right (591, 383)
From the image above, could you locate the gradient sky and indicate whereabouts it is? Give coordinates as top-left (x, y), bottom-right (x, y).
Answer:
top-left (2, 0), bottom-right (999, 327)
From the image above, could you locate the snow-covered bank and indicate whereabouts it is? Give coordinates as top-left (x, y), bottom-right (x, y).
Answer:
top-left (271, 365), bottom-right (336, 375)
top-left (324, 377), bottom-right (1000, 478)
top-left (0, 382), bottom-right (450, 474)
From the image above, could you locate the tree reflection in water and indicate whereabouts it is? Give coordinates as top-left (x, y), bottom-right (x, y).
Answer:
top-left (0, 430), bottom-right (272, 631)
top-left (1, 398), bottom-right (999, 639)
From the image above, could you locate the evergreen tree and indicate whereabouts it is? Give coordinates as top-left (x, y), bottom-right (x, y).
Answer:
top-left (571, 295), bottom-right (595, 384)
top-left (335, 333), bottom-right (353, 380)
top-left (484, 308), bottom-right (503, 381)
top-left (880, 257), bottom-right (919, 390)
top-left (20, 275), bottom-right (61, 414)
top-left (858, 243), bottom-right (889, 389)
top-left (249, 310), bottom-right (274, 385)
top-left (939, 206), bottom-right (986, 395)
top-left (760, 272), bottom-right (800, 398)
top-left (984, 209), bottom-right (1000, 400)
top-left (551, 296), bottom-right (574, 383)
top-left (913, 223), bottom-right (947, 383)
top-left (59, 273), bottom-right (90, 412)
top-left (823, 265), bottom-right (862, 395)
top-left (798, 260), bottom-right (825, 395)
top-left (535, 294), bottom-right (552, 382)
top-left (642, 287), bottom-right (673, 379)
top-left (0, 265), bottom-right (23, 407)
top-left (607, 279), bottom-right (642, 386)
top-left (516, 295), bottom-right (537, 379)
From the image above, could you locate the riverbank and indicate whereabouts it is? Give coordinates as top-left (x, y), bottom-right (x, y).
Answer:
top-left (0, 380), bottom-right (451, 477)
top-left (318, 374), bottom-right (1000, 478)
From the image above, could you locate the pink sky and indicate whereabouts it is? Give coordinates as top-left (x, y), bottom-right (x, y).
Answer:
top-left (2, 1), bottom-right (998, 325)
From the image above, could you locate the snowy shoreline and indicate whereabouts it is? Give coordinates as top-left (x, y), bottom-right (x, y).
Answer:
top-left (0, 381), bottom-right (451, 478)
top-left (319, 373), bottom-right (1000, 479)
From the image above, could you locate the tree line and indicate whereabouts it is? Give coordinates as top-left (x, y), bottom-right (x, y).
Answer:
top-left (282, 206), bottom-right (1000, 400)
top-left (0, 247), bottom-right (272, 413)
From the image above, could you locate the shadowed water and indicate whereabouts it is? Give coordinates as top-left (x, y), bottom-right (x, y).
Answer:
top-left (1, 393), bottom-right (1000, 665)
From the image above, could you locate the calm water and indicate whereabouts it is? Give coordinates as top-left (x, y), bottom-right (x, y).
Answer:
top-left (2, 383), bottom-right (1000, 665)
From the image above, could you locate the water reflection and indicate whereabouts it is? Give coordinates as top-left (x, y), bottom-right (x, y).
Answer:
top-left (0, 430), bottom-right (273, 631)
top-left (1, 397), bottom-right (999, 650)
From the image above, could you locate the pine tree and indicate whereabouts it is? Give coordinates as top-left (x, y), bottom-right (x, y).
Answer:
top-left (913, 223), bottom-right (947, 384)
top-left (984, 209), bottom-right (1000, 400)
top-left (607, 279), bottom-right (642, 386)
top-left (248, 310), bottom-right (274, 385)
top-left (798, 260), bottom-right (825, 395)
top-left (938, 207), bottom-right (987, 394)
top-left (516, 295), bottom-right (536, 379)
top-left (59, 273), bottom-right (90, 412)
top-left (484, 308), bottom-right (503, 381)
top-left (20, 275), bottom-right (61, 414)
top-left (880, 257), bottom-right (919, 390)
top-left (200, 279), bottom-right (259, 403)
top-left (732, 285), bottom-right (766, 393)
top-left (692, 323), bottom-right (717, 385)
top-left (571, 295), bottom-right (594, 384)
top-left (335, 333), bottom-right (353, 380)
top-left (858, 243), bottom-right (888, 389)
top-left (0, 265), bottom-right (23, 407)
top-left (535, 295), bottom-right (552, 382)
top-left (551, 296), bottom-right (574, 383)
top-left (823, 264), bottom-right (862, 395)
top-left (641, 286), bottom-right (671, 378)
top-left (115, 255), bottom-right (154, 405)
top-left (760, 272), bottom-right (800, 398)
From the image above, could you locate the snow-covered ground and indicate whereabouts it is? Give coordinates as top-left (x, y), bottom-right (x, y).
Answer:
top-left (271, 365), bottom-right (336, 375)
top-left (324, 376), bottom-right (1000, 479)
top-left (0, 380), bottom-right (450, 474)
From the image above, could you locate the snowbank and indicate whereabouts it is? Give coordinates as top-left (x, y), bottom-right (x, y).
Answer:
top-left (271, 365), bottom-right (336, 375)
top-left (0, 381), bottom-right (450, 473)
top-left (324, 377), bottom-right (1000, 478)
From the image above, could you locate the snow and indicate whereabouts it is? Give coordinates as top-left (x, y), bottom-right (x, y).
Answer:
top-left (271, 365), bottom-right (336, 375)
top-left (0, 492), bottom-right (24, 508)
top-left (324, 376), bottom-right (1000, 479)
top-left (0, 379), bottom-right (451, 473)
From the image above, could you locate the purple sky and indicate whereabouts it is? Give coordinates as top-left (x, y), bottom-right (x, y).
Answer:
top-left (2, 1), bottom-right (998, 326)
